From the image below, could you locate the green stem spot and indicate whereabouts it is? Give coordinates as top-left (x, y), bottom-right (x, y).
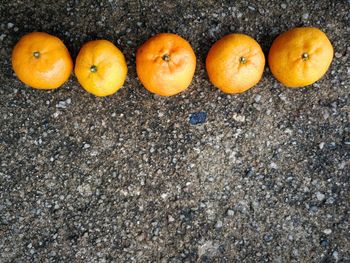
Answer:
top-left (302, 52), bottom-right (309, 61)
top-left (90, 65), bottom-right (98, 73)
top-left (239, 56), bottom-right (247, 64)
top-left (33, 51), bottom-right (40, 59)
top-left (162, 54), bottom-right (171, 62)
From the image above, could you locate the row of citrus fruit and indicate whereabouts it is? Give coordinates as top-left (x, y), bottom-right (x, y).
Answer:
top-left (12, 27), bottom-right (333, 97)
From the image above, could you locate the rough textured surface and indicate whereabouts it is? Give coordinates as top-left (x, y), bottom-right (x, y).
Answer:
top-left (0, 1), bottom-right (349, 262)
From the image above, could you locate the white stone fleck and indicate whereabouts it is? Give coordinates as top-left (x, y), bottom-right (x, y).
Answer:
top-left (302, 13), bottom-right (309, 20)
top-left (52, 111), bottom-right (60, 118)
top-left (316, 192), bottom-right (325, 201)
top-left (335, 52), bottom-right (342, 58)
top-left (232, 113), bottom-right (245, 122)
top-left (255, 94), bottom-right (262, 103)
top-left (77, 184), bottom-right (92, 196)
top-left (56, 98), bottom-right (71, 108)
top-left (323, 229), bottom-right (332, 235)
top-left (270, 162), bottom-right (278, 169)
top-left (285, 128), bottom-right (293, 135)
top-left (332, 250), bottom-right (339, 260)
top-left (227, 209), bottom-right (234, 216)
top-left (215, 220), bottom-right (223, 229)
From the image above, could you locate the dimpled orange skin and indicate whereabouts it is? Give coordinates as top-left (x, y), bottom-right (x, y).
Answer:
top-left (74, 40), bottom-right (128, 97)
top-left (12, 32), bottom-right (73, 89)
top-left (268, 27), bottom-right (333, 87)
top-left (206, 34), bottom-right (265, 94)
top-left (136, 33), bottom-right (196, 96)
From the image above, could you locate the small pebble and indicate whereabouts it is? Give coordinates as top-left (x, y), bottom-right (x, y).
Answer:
top-left (325, 197), bottom-right (335, 204)
top-left (255, 94), bottom-right (262, 103)
top-left (246, 169), bottom-right (255, 177)
top-left (56, 98), bottom-right (71, 109)
top-left (309, 205), bottom-right (319, 213)
top-left (270, 162), bottom-right (278, 169)
top-left (232, 113), bottom-right (245, 122)
top-left (316, 192), bottom-right (326, 201)
top-left (332, 250), bottom-right (339, 260)
top-left (248, 6), bottom-right (256, 11)
top-left (7, 22), bottom-right (14, 29)
top-left (302, 13), bottom-right (309, 20)
top-left (83, 143), bottom-right (90, 149)
top-left (334, 52), bottom-right (342, 58)
top-left (168, 215), bottom-right (175, 222)
top-left (320, 239), bottom-right (330, 248)
top-left (227, 209), bottom-right (234, 216)
top-left (323, 229), bottom-right (332, 235)
top-left (281, 3), bottom-right (287, 9)
top-left (263, 234), bottom-right (273, 242)
top-left (215, 220), bottom-right (223, 229)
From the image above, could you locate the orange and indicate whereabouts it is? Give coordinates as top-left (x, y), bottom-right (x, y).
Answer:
top-left (136, 33), bottom-right (196, 96)
top-left (12, 32), bottom-right (73, 89)
top-left (74, 40), bottom-right (127, 97)
top-left (268, 27), bottom-right (333, 87)
top-left (206, 33), bottom-right (265, 94)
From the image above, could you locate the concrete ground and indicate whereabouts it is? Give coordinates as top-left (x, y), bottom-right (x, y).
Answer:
top-left (0, 0), bottom-right (349, 262)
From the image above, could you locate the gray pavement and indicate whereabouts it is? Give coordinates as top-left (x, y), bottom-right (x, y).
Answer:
top-left (0, 0), bottom-right (349, 262)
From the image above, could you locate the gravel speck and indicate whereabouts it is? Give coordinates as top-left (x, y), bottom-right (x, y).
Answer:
top-left (302, 13), bottom-right (309, 19)
top-left (270, 162), bottom-right (278, 169)
top-left (335, 52), bottom-right (342, 58)
top-left (215, 220), bottom-right (223, 229)
top-left (83, 143), bottom-right (90, 149)
top-left (263, 234), bottom-right (273, 242)
top-left (323, 229), bottom-right (332, 235)
top-left (316, 192), bottom-right (326, 201)
top-left (227, 209), bottom-right (235, 216)
top-left (332, 250), bottom-right (339, 260)
top-left (320, 239), bottom-right (330, 248)
top-left (255, 94), bottom-right (262, 103)
top-left (56, 98), bottom-right (71, 108)
top-left (326, 197), bottom-right (336, 204)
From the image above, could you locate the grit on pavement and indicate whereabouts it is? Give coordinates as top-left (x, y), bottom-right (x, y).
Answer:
top-left (0, 1), bottom-right (349, 262)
